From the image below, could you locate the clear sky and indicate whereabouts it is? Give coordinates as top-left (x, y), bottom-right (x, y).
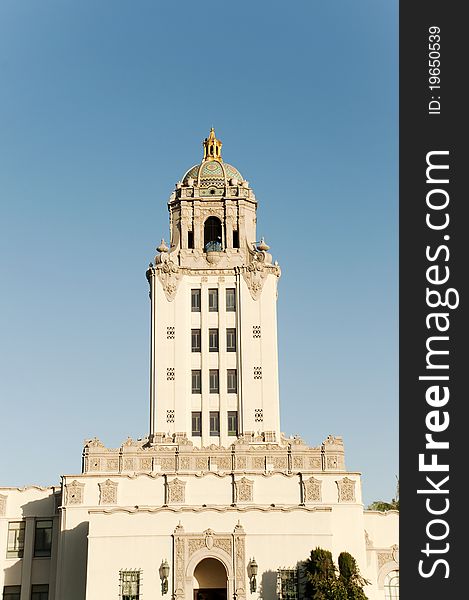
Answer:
top-left (0, 0), bottom-right (398, 507)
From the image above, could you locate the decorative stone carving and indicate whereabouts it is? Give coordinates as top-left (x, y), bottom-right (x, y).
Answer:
top-left (326, 455), bottom-right (338, 469)
top-left (293, 456), bottom-right (304, 469)
top-left (309, 456), bottom-right (322, 469)
top-left (106, 458), bottom-right (119, 471)
top-left (303, 477), bottom-right (322, 502)
top-left (235, 456), bottom-right (247, 469)
top-left (99, 479), bottom-right (118, 505)
top-left (214, 538), bottom-right (232, 555)
top-left (252, 456), bottom-right (265, 469)
top-left (188, 538), bottom-right (206, 556)
top-left (242, 252), bottom-right (269, 300)
top-left (172, 524), bottom-right (245, 600)
top-left (196, 457), bottom-right (208, 470)
top-left (365, 530), bottom-right (373, 548)
top-left (336, 477), bottom-right (356, 502)
top-left (235, 478), bottom-right (253, 502)
top-left (65, 480), bottom-right (85, 505)
top-left (378, 551), bottom-right (395, 569)
top-left (139, 457), bottom-right (153, 471)
top-left (234, 522), bottom-right (247, 600)
top-left (0, 494), bottom-right (6, 516)
top-left (273, 456), bottom-right (288, 469)
top-left (174, 525), bottom-right (185, 600)
top-left (214, 456), bottom-right (231, 470)
top-left (158, 457), bottom-right (176, 470)
top-left (167, 478), bottom-right (186, 503)
top-left (179, 456), bottom-right (190, 470)
top-left (88, 458), bottom-right (101, 471)
top-left (85, 437), bottom-right (105, 448)
top-left (123, 458), bottom-right (135, 471)
top-left (154, 256), bottom-right (182, 301)
top-left (122, 436), bottom-right (137, 447)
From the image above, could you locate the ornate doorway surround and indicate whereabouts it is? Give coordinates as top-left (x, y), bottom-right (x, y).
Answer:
top-left (172, 523), bottom-right (247, 600)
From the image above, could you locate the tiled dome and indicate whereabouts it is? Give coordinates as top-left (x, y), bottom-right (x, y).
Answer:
top-left (182, 160), bottom-right (243, 188)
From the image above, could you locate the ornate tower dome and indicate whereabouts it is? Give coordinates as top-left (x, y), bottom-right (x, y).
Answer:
top-left (182, 128), bottom-right (244, 188)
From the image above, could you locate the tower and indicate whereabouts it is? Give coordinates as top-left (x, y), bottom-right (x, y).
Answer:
top-left (147, 129), bottom-right (281, 447)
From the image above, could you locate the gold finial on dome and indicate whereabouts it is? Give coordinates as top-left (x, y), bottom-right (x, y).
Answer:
top-left (203, 127), bottom-right (223, 161)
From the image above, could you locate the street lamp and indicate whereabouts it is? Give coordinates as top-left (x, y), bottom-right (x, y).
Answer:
top-left (159, 559), bottom-right (170, 595)
top-left (247, 558), bottom-right (258, 593)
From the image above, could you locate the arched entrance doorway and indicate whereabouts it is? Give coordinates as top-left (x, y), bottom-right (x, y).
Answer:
top-left (193, 557), bottom-right (227, 600)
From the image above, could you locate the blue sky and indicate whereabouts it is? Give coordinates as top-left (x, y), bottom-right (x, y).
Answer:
top-left (0, 0), bottom-right (398, 507)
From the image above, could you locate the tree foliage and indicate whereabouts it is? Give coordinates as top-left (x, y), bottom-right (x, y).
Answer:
top-left (367, 477), bottom-right (399, 512)
top-left (304, 547), bottom-right (368, 600)
top-left (338, 552), bottom-right (370, 600)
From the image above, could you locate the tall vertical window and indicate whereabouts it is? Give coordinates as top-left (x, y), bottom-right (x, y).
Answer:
top-left (191, 370), bottom-right (201, 393)
top-left (209, 411), bottom-right (220, 436)
top-left (226, 288), bottom-right (236, 311)
top-left (228, 411), bottom-right (238, 436)
top-left (226, 328), bottom-right (236, 352)
top-left (192, 411), bottom-right (202, 436)
top-left (233, 230), bottom-right (239, 249)
top-left (209, 328), bottom-right (219, 352)
top-left (191, 289), bottom-right (201, 312)
top-left (120, 570), bottom-right (141, 600)
top-left (277, 569), bottom-right (299, 600)
top-left (34, 519), bottom-right (53, 557)
top-left (191, 329), bottom-right (201, 352)
top-left (2, 586), bottom-right (21, 600)
top-left (209, 369), bottom-right (219, 393)
top-left (6, 521), bottom-right (25, 558)
top-left (31, 585), bottom-right (49, 600)
top-left (208, 288), bottom-right (218, 312)
top-left (227, 369), bottom-right (237, 393)
top-left (187, 230), bottom-right (194, 249)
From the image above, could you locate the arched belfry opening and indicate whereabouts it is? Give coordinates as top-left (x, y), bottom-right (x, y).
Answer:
top-left (193, 558), bottom-right (227, 600)
top-left (204, 217), bottom-right (223, 252)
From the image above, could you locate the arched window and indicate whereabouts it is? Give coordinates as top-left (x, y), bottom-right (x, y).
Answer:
top-left (384, 570), bottom-right (399, 600)
top-left (204, 217), bottom-right (222, 252)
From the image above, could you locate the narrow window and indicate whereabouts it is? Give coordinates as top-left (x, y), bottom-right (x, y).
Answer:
top-left (34, 519), bottom-right (53, 557)
top-left (31, 585), bottom-right (49, 600)
top-left (187, 230), bottom-right (194, 249)
top-left (277, 569), bottom-right (299, 600)
top-left (6, 521), bottom-right (25, 558)
top-left (210, 411), bottom-right (220, 436)
top-left (192, 411), bottom-right (202, 436)
top-left (226, 288), bottom-right (236, 312)
top-left (209, 369), bottom-right (219, 393)
top-left (2, 586), bottom-right (21, 600)
top-left (227, 369), bottom-right (237, 393)
top-left (226, 328), bottom-right (236, 352)
top-left (191, 369), bottom-right (201, 393)
top-left (233, 230), bottom-right (239, 248)
top-left (208, 288), bottom-right (218, 312)
top-left (191, 329), bottom-right (201, 352)
top-left (120, 570), bottom-right (141, 600)
top-left (209, 328), bottom-right (219, 352)
top-left (228, 411), bottom-right (238, 436)
top-left (191, 289), bottom-right (201, 312)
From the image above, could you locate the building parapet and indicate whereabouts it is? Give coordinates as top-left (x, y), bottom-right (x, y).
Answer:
top-left (81, 434), bottom-right (345, 475)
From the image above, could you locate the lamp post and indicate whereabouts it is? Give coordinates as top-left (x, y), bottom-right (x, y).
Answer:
top-left (159, 559), bottom-right (170, 595)
top-left (247, 558), bottom-right (258, 593)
